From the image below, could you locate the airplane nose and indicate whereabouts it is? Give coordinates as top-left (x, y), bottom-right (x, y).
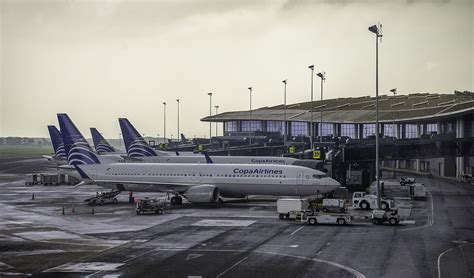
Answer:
top-left (328, 178), bottom-right (341, 191)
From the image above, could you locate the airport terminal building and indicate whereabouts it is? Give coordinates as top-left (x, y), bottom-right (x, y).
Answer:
top-left (203, 91), bottom-right (474, 179)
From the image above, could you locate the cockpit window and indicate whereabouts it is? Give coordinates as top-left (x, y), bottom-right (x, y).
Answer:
top-left (313, 174), bottom-right (328, 179)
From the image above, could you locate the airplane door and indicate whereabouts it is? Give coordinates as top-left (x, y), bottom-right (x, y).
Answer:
top-left (297, 171), bottom-right (304, 185)
top-left (296, 171), bottom-right (304, 195)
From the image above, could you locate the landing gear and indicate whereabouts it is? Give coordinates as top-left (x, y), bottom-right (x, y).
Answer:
top-left (170, 196), bottom-right (183, 205)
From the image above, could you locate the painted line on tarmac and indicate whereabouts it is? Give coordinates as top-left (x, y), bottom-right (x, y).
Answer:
top-left (437, 242), bottom-right (474, 278)
top-left (290, 224), bottom-right (306, 235)
top-left (216, 255), bottom-right (250, 278)
top-left (254, 250), bottom-right (365, 278)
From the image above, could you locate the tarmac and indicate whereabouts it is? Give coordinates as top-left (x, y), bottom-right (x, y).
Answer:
top-left (0, 155), bottom-right (473, 277)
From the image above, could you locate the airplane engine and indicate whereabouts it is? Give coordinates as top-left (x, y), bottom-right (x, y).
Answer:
top-left (184, 185), bottom-right (219, 203)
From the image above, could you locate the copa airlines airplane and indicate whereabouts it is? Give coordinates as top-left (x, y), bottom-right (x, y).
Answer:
top-left (75, 161), bottom-right (340, 205)
top-left (119, 118), bottom-right (299, 165)
top-left (43, 125), bottom-right (68, 166)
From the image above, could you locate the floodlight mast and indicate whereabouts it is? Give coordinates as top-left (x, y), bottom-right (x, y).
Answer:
top-left (369, 23), bottom-right (383, 209)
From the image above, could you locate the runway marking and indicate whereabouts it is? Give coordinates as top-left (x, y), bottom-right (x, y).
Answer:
top-left (290, 224), bottom-right (306, 235)
top-left (191, 219), bottom-right (256, 227)
top-left (216, 255), bottom-right (250, 278)
top-left (185, 253), bottom-right (204, 261)
top-left (264, 244), bottom-right (299, 248)
top-left (254, 251), bottom-right (365, 278)
top-left (45, 262), bottom-right (124, 273)
top-left (437, 242), bottom-right (474, 278)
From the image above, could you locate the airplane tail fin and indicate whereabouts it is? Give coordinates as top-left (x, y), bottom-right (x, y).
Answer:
top-left (57, 113), bottom-right (101, 165)
top-left (180, 133), bottom-right (187, 141)
top-left (47, 125), bottom-right (67, 159)
top-left (90, 127), bottom-right (116, 154)
top-left (118, 118), bottom-right (157, 158)
top-left (203, 151), bottom-right (214, 164)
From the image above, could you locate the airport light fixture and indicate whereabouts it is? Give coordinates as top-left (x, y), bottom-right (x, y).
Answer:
top-left (163, 102), bottom-right (166, 144)
top-left (282, 79), bottom-right (287, 146)
top-left (368, 23), bottom-right (383, 209)
top-left (390, 88), bottom-right (397, 138)
top-left (248, 87), bottom-right (253, 146)
top-left (308, 65), bottom-right (315, 150)
top-left (214, 105), bottom-right (219, 136)
top-left (208, 93), bottom-right (213, 143)
top-left (176, 99), bottom-right (180, 143)
top-left (316, 72), bottom-right (325, 143)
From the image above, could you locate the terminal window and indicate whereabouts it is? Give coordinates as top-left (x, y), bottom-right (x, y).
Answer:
top-left (267, 121), bottom-right (285, 134)
top-left (241, 121), bottom-right (262, 132)
top-left (225, 121), bottom-right (238, 132)
top-left (426, 123), bottom-right (438, 134)
top-left (340, 124), bottom-right (355, 138)
top-left (291, 122), bottom-right (308, 136)
top-left (384, 124), bottom-right (396, 137)
top-left (320, 123), bottom-right (333, 136)
top-left (405, 124), bottom-right (417, 138)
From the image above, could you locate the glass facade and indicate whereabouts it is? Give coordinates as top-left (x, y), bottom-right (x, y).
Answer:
top-left (291, 122), bottom-right (308, 136)
top-left (225, 121), bottom-right (238, 132)
top-left (267, 121), bottom-right (285, 134)
top-left (340, 124), bottom-right (355, 138)
top-left (241, 121), bottom-right (262, 132)
top-left (426, 123), bottom-right (438, 134)
top-left (384, 124), bottom-right (396, 137)
top-left (405, 124), bottom-right (418, 138)
top-left (320, 123), bottom-right (333, 136)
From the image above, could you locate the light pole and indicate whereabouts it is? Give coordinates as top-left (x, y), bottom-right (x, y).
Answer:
top-left (369, 23), bottom-right (383, 209)
top-left (316, 72), bottom-right (325, 143)
top-left (282, 79), bottom-right (287, 146)
top-left (119, 133), bottom-right (122, 148)
top-left (390, 88), bottom-right (397, 179)
top-left (207, 93), bottom-right (212, 144)
top-left (308, 65), bottom-right (314, 150)
top-left (176, 99), bottom-right (180, 143)
top-left (214, 105), bottom-right (219, 136)
top-left (248, 87), bottom-right (252, 146)
top-left (163, 102), bottom-right (166, 144)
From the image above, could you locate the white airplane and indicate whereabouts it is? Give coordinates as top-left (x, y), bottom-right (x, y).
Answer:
top-left (119, 118), bottom-right (300, 165)
top-left (75, 163), bottom-right (340, 205)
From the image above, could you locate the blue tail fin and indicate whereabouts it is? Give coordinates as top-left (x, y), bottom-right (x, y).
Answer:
top-left (47, 125), bottom-right (67, 159)
top-left (57, 113), bottom-right (100, 165)
top-left (90, 127), bottom-right (116, 154)
top-left (181, 133), bottom-right (186, 141)
top-left (119, 118), bottom-right (157, 158)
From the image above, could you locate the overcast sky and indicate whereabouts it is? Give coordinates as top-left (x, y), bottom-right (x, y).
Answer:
top-left (1, 0), bottom-right (473, 138)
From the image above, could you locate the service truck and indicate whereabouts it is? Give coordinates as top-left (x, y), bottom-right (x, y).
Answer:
top-left (277, 198), bottom-right (310, 219)
top-left (352, 192), bottom-right (395, 210)
top-left (300, 211), bottom-right (353, 225)
top-left (409, 183), bottom-right (427, 200)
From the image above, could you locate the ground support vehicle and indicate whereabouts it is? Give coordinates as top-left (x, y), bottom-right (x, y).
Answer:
top-left (409, 183), bottom-right (427, 200)
top-left (135, 198), bottom-right (168, 215)
top-left (400, 177), bottom-right (415, 186)
top-left (352, 192), bottom-right (394, 210)
top-left (85, 190), bottom-right (121, 206)
top-left (371, 209), bottom-right (401, 225)
top-left (322, 198), bottom-right (346, 213)
top-left (298, 211), bottom-right (353, 225)
top-left (25, 174), bottom-right (41, 185)
top-left (277, 198), bottom-right (310, 219)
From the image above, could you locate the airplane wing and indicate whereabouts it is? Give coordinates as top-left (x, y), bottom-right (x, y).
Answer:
top-left (93, 179), bottom-right (193, 193)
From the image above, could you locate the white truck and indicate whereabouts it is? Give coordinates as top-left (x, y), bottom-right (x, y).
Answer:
top-left (277, 198), bottom-right (309, 219)
top-left (409, 183), bottom-right (427, 200)
top-left (300, 211), bottom-right (353, 225)
top-left (352, 192), bottom-right (394, 210)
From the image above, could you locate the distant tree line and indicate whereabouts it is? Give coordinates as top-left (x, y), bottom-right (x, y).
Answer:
top-left (0, 137), bottom-right (51, 145)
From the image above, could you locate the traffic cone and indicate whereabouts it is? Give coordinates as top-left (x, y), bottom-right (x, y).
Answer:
top-left (62, 206), bottom-right (65, 215)
top-left (72, 206), bottom-right (75, 213)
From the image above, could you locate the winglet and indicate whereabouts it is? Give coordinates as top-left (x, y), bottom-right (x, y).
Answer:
top-left (203, 151), bottom-right (213, 164)
top-left (175, 150), bottom-right (180, 156)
